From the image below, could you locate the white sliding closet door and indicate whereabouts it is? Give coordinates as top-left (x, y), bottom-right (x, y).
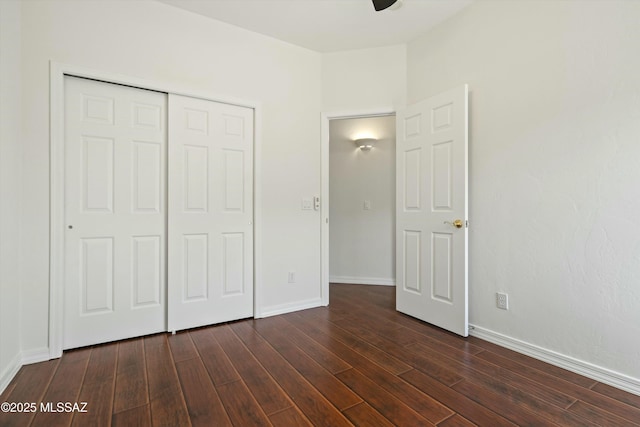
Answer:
top-left (168, 94), bottom-right (254, 332)
top-left (64, 76), bottom-right (167, 349)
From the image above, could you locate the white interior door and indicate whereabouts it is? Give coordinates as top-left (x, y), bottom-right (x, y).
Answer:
top-left (396, 85), bottom-right (469, 336)
top-left (168, 94), bottom-right (254, 332)
top-left (64, 76), bottom-right (167, 349)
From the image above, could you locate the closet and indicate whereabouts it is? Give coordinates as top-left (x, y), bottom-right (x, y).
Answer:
top-left (63, 76), bottom-right (253, 349)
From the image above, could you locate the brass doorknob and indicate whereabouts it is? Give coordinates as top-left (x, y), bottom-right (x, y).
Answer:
top-left (444, 219), bottom-right (463, 228)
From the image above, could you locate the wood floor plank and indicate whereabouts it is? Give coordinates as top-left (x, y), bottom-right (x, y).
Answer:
top-left (452, 379), bottom-right (587, 427)
top-left (332, 311), bottom-right (417, 347)
top-left (398, 314), bottom-right (485, 354)
top-left (262, 315), bottom-right (352, 374)
top-left (113, 338), bottom-right (148, 414)
top-left (333, 313), bottom-right (418, 348)
top-left (284, 310), bottom-right (413, 376)
top-left (323, 315), bottom-right (464, 386)
top-left (411, 344), bottom-right (604, 426)
top-left (299, 309), bottom-right (414, 374)
top-left (342, 402), bottom-right (396, 427)
top-left (473, 348), bottom-right (587, 396)
top-left (407, 341), bottom-right (578, 410)
top-left (568, 400), bottom-right (640, 427)
top-left (0, 359), bottom-right (60, 427)
top-left (3, 283), bottom-right (640, 427)
top-left (189, 328), bottom-right (239, 386)
top-left (174, 357), bottom-right (232, 427)
top-left (112, 405), bottom-right (151, 427)
top-left (269, 406), bottom-right (313, 426)
top-left (71, 343), bottom-right (117, 427)
top-left (230, 320), bottom-right (353, 427)
top-left (144, 334), bottom-right (191, 427)
top-left (473, 348), bottom-right (640, 424)
top-left (208, 323), bottom-right (292, 415)
top-left (333, 284), bottom-right (484, 354)
top-left (560, 383), bottom-right (640, 425)
top-left (31, 348), bottom-right (91, 427)
top-left (336, 368), bottom-right (436, 426)
top-left (215, 380), bottom-right (272, 426)
top-left (468, 335), bottom-right (598, 388)
top-left (251, 317), bottom-right (362, 411)
top-left (282, 312), bottom-right (455, 424)
top-left (438, 414), bottom-right (476, 427)
top-left (0, 383), bottom-right (17, 403)
top-left (591, 382), bottom-right (640, 409)
top-left (400, 368), bottom-right (517, 427)
top-left (437, 414), bottom-right (477, 427)
top-left (168, 331), bottom-right (199, 363)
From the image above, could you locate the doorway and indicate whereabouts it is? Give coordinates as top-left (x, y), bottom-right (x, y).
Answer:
top-left (320, 109), bottom-right (396, 305)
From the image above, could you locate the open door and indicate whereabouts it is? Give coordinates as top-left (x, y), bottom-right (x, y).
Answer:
top-left (396, 85), bottom-right (469, 336)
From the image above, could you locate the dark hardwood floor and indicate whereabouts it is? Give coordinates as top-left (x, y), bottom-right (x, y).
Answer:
top-left (2, 284), bottom-right (640, 426)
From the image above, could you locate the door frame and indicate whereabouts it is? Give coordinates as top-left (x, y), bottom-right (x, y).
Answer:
top-left (49, 62), bottom-right (262, 358)
top-left (320, 107), bottom-right (396, 306)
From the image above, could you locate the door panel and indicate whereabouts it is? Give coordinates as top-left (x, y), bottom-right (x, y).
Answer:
top-left (184, 145), bottom-right (209, 211)
top-left (82, 136), bottom-right (114, 212)
top-left (80, 237), bottom-right (113, 314)
top-left (183, 234), bottom-right (209, 301)
top-left (403, 148), bottom-right (422, 210)
top-left (64, 76), bottom-right (166, 349)
top-left (396, 85), bottom-right (469, 337)
top-left (132, 235), bottom-right (162, 307)
top-left (168, 94), bottom-right (254, 332)
top-left (403, 230), bottom-right (421, 293)
top-left (132, 141), bottom-right (162, 212)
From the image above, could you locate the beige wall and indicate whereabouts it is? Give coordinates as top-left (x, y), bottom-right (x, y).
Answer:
top-left (19, 0), bottom-right (323, 352)
top-left (322, 45), bottom-right (406, 111)
top-left (408, 0), bottom-right (640, 382)
top-left (329, 116), bottom-right (395, 285)
top-left (6, 0), bottom-right (640, 396)
top-left (0, 0), bottom-right (23, 391)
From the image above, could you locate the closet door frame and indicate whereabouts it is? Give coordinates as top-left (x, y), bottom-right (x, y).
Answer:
top-left (49, 62), bottom-right (263, 359)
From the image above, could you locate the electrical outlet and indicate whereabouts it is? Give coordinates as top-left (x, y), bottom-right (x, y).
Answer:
top-left (496, 292), bottom-right (509, 310)
top-left (288, 271), bottom-right (296, 283)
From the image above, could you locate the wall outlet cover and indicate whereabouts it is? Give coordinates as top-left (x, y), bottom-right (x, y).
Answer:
top-left (496, 292), bottom-right (509, 310)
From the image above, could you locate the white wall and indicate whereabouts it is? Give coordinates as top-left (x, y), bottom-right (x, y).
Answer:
top-left (13, 0), bottom-right (639, 396)
top-left (329, 116), bottom-right (395, 285)
top-left (19, 0), bottom-right (322, 353)
top-left (0, 0), bottom-right (23, 392)
top-left (322, 45), bottom-right (406, 111)
top-left (408, 0), bottom-right (640, 384)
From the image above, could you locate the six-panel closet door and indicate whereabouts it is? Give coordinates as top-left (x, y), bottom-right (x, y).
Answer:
top-left (63, 77), bottom-right (254, 349)
top-left (63, 76), bottom-right (167, 349)
top-left (167, 94), bottom-right (254, 333)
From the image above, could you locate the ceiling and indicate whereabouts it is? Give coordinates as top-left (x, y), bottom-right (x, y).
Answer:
top-left (157, 0), bottom-right (473, 53)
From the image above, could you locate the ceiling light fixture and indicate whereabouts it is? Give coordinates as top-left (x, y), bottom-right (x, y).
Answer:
top-left (354, 138), bottom-right (377, 151)
top-left (372, 0), bottom-right (403, 12)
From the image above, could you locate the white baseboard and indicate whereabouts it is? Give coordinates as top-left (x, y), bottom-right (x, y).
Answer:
top-left (330, 276), bottom-right (395, 286)
top-left (257, 297), bottom-right (324, 318)
top-left (0, 347), bottom-right (52, 395)
top-left (470, 324), bottom-right (640, 397)
top-left (21, 347), bottom-right (51, 365)
top-left (0, 352), bottom-right (22, 395)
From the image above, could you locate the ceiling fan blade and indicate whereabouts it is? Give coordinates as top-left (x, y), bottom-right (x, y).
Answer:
top-left (372, 0), bottom-right (398, 12)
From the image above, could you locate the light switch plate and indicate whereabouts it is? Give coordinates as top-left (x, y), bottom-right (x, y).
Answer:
top-left (302, 198), bottom-right (313, 210)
